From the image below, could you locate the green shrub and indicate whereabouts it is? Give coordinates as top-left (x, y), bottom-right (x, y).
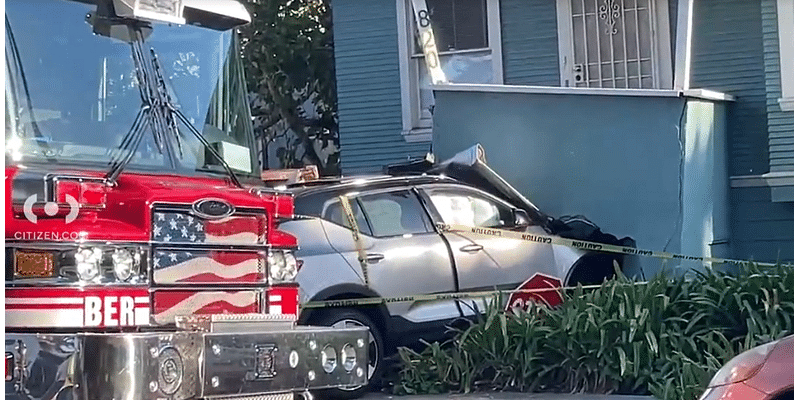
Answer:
top-left (394, 263), bottom-right (793, 400)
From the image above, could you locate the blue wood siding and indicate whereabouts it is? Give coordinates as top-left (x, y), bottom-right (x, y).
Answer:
top-left (690, 0), bottom-right (792, 263)
top-left (729, 186), bottom-right (793, 262)
top-left (762, 0), bottom-right (793, 173)
top-left (331, 0), bottom-right (430, 175)
top-left (690, 0), bottom-right (768, 176)
top-left (499, 0), bottom-right (560, 86)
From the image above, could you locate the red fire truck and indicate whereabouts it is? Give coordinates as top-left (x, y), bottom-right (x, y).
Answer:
top-left (4, 0), bottom-right (368, 399)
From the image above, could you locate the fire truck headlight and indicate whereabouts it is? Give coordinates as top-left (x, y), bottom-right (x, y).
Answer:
top-left (321, 345), bottom-right (337, 373)
top-left (341, 344), bottom-right (357, 372)
top-left (12, 245), bottom-right (146, 284)
top-left (268, 250), bottom-right (298, 282)
top-left (284, 252), bottom-right (298, 279)
top-left (75, 247), bottom-right (102, 281)
top-left (111, 249), bottom-right (134, 281)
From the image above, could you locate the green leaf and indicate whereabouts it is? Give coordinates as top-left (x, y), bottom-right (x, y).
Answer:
top-left (646, 331), bottom-right (659, 355)
top-left (617, 347), bottom-right (627, 377)
top-left (632, 341), bottom-right (641, 377)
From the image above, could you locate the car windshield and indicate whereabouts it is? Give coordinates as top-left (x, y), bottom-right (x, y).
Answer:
top-left (5, 0), bottom-right (257, 176)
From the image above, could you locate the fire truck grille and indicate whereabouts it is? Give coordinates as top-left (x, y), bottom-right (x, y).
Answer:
top-left (151, 208), bottom-right (267, 246)
top-left (148, 206), bottom-right (271, 325)
top-left (152, 249), bottom-right (267, 285)
top-left (150, 206), bottom-right (269, 286)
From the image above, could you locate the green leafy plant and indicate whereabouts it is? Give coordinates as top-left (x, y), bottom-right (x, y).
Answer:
top-left (239, 0), bottom-right (340, 175)
top-left (393, 263), bottom-right (793, 400)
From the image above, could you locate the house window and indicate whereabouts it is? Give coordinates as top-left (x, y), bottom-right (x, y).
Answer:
top-left (776, 0), bottom-right (793, 111)
top-left (397, 0), bottom-right (503, 140)
top-left (555, 0), bottom-right (673, 89)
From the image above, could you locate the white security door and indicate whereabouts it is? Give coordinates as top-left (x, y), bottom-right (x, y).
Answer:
top-left (557, 0), bottom-right (672, 88)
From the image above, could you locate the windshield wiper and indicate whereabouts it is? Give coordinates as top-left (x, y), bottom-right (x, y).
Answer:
top-left (105, 25), bottom-right (242, 188)
top-left (106, 29), bottom-right (154, 184)
top-left (149, 48), bottom-right (242, 188)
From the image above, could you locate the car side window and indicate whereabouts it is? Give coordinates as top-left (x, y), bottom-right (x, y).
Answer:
top-left (322, 198), bottom-right (371, 236)
top-left (428, 189), bottom-right (515, 228)
top-left (294, 192), bottom-right (329, 217)
top-left (359, 190), bottom-right (431, 237)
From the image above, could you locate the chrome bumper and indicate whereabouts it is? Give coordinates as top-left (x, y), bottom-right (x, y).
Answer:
top-left (6, 320), bottom-right (369, 400)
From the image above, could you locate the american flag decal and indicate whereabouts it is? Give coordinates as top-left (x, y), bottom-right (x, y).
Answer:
top-left (153, 249), bottom-right (266, 284)
top-left (152, 287), bottom-right (299, 325)
top-left (152, 290), bottom-right (261, 325)
top-left (152, 210), bottom-right (266, 245)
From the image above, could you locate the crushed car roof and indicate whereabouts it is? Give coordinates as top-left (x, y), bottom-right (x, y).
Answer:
top-left (282, 174), bottom-right (463, 196)
top-left (273, 144), bottom-right (635, 249)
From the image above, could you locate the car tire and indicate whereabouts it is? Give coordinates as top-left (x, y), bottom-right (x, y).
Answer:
top-left (307, 308), bottom-right (384, 400)
top-left (566, 254), bottom-right (620, 287)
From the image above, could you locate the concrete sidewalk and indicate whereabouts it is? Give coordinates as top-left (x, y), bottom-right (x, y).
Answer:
top-left (363, 392), bottom-right (655, 400)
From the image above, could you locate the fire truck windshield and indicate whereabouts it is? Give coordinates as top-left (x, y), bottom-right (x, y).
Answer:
top-left (5, 0), bottom-right (258, 178)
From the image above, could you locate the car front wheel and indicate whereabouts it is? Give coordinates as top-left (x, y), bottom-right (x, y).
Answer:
top-left (308, 308), bottom-right (384, 399)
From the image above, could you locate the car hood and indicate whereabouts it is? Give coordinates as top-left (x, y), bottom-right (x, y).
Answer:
top-left (385, 144), bottom-right (635, 248)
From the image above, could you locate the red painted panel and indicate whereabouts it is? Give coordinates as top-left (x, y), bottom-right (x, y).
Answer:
top-left (6, 168), bottom-right (297, 248)
top-left (152, 290), bottom-right (260, 325)
top-left (268, 285), bottom-right (299, 317)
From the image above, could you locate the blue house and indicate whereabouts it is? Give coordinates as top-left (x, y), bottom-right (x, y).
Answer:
top-left (329, 0), bottom-right (793, 272)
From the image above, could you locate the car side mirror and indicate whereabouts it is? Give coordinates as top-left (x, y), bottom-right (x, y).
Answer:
top-left (513, 209), bottom-right (531, 228)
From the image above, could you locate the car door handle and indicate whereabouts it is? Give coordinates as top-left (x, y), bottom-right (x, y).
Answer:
top-left (459, 244), bottom-right (484, 253)
top-left (364, 253), bottom-right (384, 263)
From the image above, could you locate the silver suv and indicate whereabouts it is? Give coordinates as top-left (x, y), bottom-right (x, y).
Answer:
top-left (279, 146), bottom-right (635, 399)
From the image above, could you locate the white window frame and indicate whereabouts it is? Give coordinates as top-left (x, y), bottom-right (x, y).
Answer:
top-left (776, 0), bottom-right (793, 111)
top-left (397, 0), bottom-right (504, 142)
top-left (555, 0), bottom-right (673, 89)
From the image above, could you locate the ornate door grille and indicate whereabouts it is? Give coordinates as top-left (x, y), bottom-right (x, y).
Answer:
top-left (567, 0), bottom-right (660, 88)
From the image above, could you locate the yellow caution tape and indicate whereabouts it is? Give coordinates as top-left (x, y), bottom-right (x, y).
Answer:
top-left (438, 223), bottom-right (787, 269)
top-left (339, 195), bottom-right (370, 286)
top-left (301, 282), bottom-right (647, 309)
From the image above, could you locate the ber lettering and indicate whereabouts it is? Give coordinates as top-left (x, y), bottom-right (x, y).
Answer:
top-left (84, 296), bottom-right (142, 327)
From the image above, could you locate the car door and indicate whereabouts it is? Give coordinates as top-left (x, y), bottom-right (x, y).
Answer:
top-left (419, 184), bottom-right (559, 311)
top-left (319, 188), bottom-right (460, 325)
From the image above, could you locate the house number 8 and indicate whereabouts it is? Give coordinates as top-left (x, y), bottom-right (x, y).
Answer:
top-left (417, 10), bottom-right (430, 27)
